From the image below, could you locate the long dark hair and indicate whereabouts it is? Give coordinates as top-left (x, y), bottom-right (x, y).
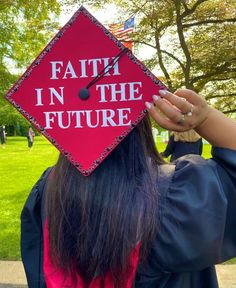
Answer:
top-left (46, 116), bottom-right (163, 285)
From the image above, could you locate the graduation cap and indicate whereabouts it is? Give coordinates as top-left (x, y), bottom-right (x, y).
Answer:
top-left (5, 6), bottom-right (166, 176)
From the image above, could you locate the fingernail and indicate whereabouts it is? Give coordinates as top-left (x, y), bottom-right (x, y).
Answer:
top-left (159, 89), bottom-right (168, 96)
top-left (145, 101), bottom-right (152, 109)
top-left (153, 95), bottom-right (160, 101)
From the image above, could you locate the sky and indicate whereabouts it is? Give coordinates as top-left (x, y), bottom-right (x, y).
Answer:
top-left (60, 3), bottom-right (121, 28)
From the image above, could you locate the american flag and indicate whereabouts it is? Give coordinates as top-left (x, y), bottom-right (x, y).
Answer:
top-left (108, 16), bottom-right (135, 50)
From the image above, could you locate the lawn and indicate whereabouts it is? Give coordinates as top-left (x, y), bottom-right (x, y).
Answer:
top-left (0, 136), bottom-right (58, 259)
top-left (0, 136), bottom-right (232, 263)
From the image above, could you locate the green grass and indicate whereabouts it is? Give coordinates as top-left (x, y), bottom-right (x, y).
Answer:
top-left (0, 136), bottom-right (58, 260)
top-left (0, 136), bottom-right (234, 265)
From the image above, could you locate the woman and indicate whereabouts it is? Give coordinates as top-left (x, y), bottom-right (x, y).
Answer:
top-left (161, 130), bottom-right (203, 161)
top-left (27, 126), bottom-right (35, 150)
top-left (0, 125), bottom-right (6, 148)
top-left (21, 89), bottom-right (236, 288)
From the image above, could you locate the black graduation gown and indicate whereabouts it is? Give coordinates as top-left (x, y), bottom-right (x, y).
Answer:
top-left (162, 134), bottom-right (203, 161)
top-left (21, 147), bottom-right (236, 288)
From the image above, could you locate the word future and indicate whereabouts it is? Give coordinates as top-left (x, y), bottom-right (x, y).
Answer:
top-left (34, 57), bottom-right (143, 129)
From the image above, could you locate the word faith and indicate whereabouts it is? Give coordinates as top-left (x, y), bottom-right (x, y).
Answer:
top-left (50, 57), bottom-right (120, 80)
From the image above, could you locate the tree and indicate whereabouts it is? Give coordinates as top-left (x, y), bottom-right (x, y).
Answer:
top-left (0, 0), bottom-right (61, 133)
top-left (80, 0), bottom-right (236, 115)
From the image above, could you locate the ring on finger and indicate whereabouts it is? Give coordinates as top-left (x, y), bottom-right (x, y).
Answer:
top-left (178, 113), bottom-right (185, 124)
top-left (187, 104), bottom-right (194, 117)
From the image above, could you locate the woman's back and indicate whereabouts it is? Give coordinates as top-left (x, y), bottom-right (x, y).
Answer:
top-left (170, 137), bottom-right (203, 161)
top-left (21, 88), bottom-right (236, 288)
top-left (21, 144), bottom-right (236, 288)
top-left (162, 130), bottom-right (203, 161)
top-left (45, 118), bottom-right (163, 286)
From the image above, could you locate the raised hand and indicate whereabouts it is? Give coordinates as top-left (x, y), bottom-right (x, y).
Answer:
top-left (145, 89), bottom-right (209, 132)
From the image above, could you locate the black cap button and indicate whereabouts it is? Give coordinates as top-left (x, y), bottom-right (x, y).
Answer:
top-left (79, 88), bottom-right (90, 100)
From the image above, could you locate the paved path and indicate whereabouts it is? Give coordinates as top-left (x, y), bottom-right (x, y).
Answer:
top-left (0, 261), bottom-right (27, 288)
top-left (0, 261), bottom-right (235, 287)
top-left (217, 265), bottom-right (236, 288)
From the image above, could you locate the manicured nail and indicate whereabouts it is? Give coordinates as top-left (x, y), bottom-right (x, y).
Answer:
top-left (153, 95), bottom-right (160, 101)
top-left (145, 101), bottom-right (152, 109)
top-left (159, 89), bottom-right (168, 96)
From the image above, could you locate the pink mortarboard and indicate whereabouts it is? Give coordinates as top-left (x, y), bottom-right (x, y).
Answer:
top-left (5, 6), bottom-right (166, 176)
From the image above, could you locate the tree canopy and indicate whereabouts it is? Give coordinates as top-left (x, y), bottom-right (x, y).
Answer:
top-left (82, 0), bottom-right (236, 115)
top-left (0, 0), bottom-right (61, 130)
